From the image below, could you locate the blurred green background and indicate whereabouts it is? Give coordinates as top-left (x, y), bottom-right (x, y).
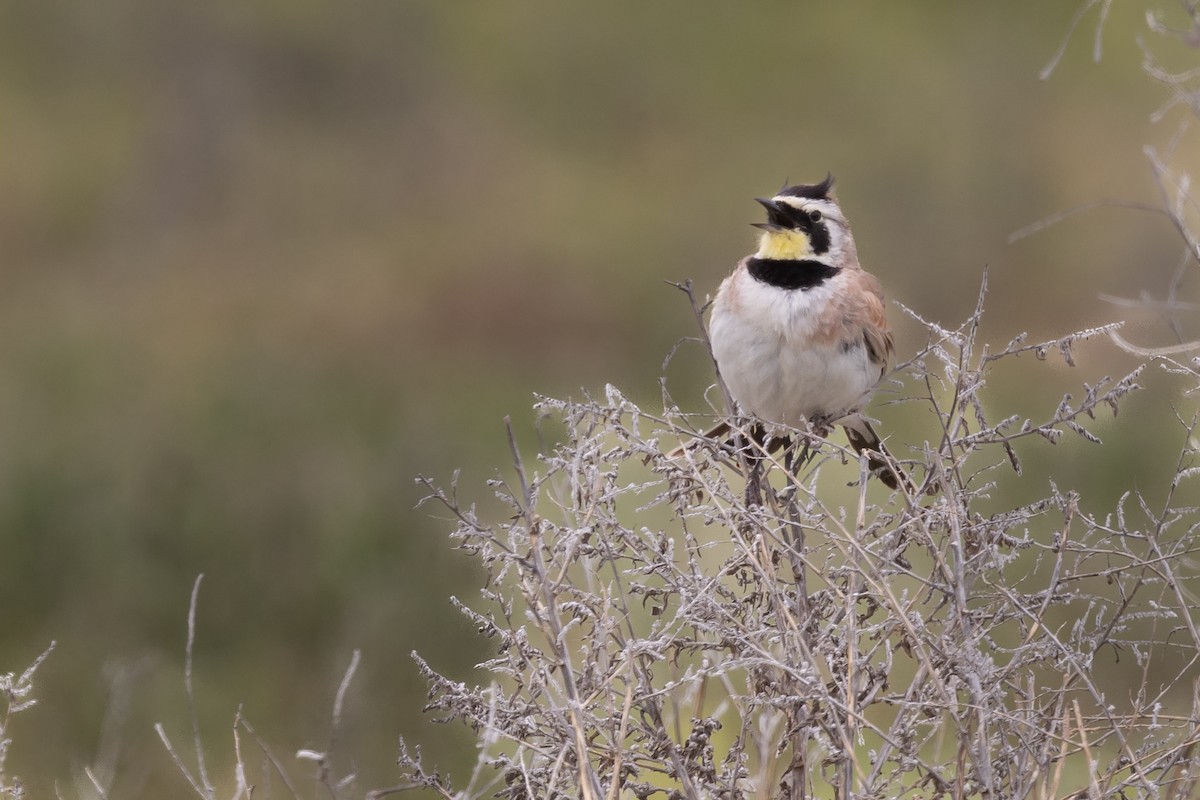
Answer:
top-left (1, 1), bottom-right (1197, 796)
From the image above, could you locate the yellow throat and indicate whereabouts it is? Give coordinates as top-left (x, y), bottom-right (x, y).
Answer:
top-left (758, 229), bottom-right (813, 260)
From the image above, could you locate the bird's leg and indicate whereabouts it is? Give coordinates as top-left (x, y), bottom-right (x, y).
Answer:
top-left (742, 429), bottom-right (763, 509)
top-left (787, 418), bottom-right (830, 479)
top-left (788, 437), bottom-right (815, 479)
top-left (728, 425), bottom-right (765, 509)
top-left (779, 435), bottom-right (797, 473)
top-left (745, 462), bottom-right (763, 508)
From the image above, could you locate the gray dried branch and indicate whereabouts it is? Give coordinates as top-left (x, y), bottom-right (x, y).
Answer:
top-left (404, 279), bottom-right (1200, 799)
top-left (0, 642), bottom-right (55, 800)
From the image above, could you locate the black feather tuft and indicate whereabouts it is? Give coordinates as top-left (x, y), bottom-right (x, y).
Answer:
top-left (778, 173), bottom-right (835, 201)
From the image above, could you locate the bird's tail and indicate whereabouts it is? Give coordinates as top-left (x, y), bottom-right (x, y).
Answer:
top-left (841, 417), bottom-right (912, 492)
top-left (667, 421), bottom-right (731, 459)
top-left (668, 422), bottom-right (785, 460)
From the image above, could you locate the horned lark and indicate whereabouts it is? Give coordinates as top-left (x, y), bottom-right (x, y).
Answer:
top-left (700, 174), bottom-right (907, 490)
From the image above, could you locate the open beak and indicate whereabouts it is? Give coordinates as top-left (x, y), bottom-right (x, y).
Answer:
top-left (754, 196), bottom-right (793, 230)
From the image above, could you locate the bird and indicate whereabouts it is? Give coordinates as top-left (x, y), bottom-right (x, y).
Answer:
top-left (689, 174), bottom-right (909, 491)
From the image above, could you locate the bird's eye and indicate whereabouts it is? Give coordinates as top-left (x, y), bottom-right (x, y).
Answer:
top-left (809, 210), bottom-right (822, 222)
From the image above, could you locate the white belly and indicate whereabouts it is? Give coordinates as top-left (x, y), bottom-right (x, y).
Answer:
top-left (709, 274), bottom-right (879, 428)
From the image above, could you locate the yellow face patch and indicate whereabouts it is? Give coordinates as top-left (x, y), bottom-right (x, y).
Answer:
top-left (758, 228), bottom-right (813, 260)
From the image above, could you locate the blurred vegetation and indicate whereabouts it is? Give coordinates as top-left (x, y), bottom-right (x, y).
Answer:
top-left (0, 1), bottom-right (1195, 796)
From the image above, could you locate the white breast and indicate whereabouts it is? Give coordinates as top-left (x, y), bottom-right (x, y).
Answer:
top-left (709, 269), bottom-right (879, 428)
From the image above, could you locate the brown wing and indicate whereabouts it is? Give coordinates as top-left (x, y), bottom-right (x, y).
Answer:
top-left (857, 271), bottom-right (894, 370)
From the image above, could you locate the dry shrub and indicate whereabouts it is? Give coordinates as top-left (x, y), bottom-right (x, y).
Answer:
top-left (401, 269), bottom-right (1200, 798)
top-left (397, 9), bottom-right (1200, 793)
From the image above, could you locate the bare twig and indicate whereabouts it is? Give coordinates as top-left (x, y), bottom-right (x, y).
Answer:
top-left (184, 575), bottom-right (213, 800)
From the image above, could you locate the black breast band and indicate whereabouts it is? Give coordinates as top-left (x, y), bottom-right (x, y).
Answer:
top-left (747, 258), bottom-right (839, 291)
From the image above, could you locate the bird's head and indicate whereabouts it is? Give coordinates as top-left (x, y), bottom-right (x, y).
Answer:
top-left (751, 174), bottom-right (856, 266)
